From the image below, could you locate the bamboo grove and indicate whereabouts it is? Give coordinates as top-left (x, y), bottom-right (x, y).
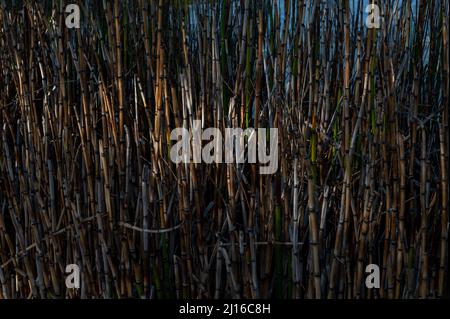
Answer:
top-left (0, 0), bottom-right (448, 299)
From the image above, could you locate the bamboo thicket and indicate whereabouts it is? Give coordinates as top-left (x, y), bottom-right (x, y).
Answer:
top-left (0, 0), bottom-right (448, 299)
